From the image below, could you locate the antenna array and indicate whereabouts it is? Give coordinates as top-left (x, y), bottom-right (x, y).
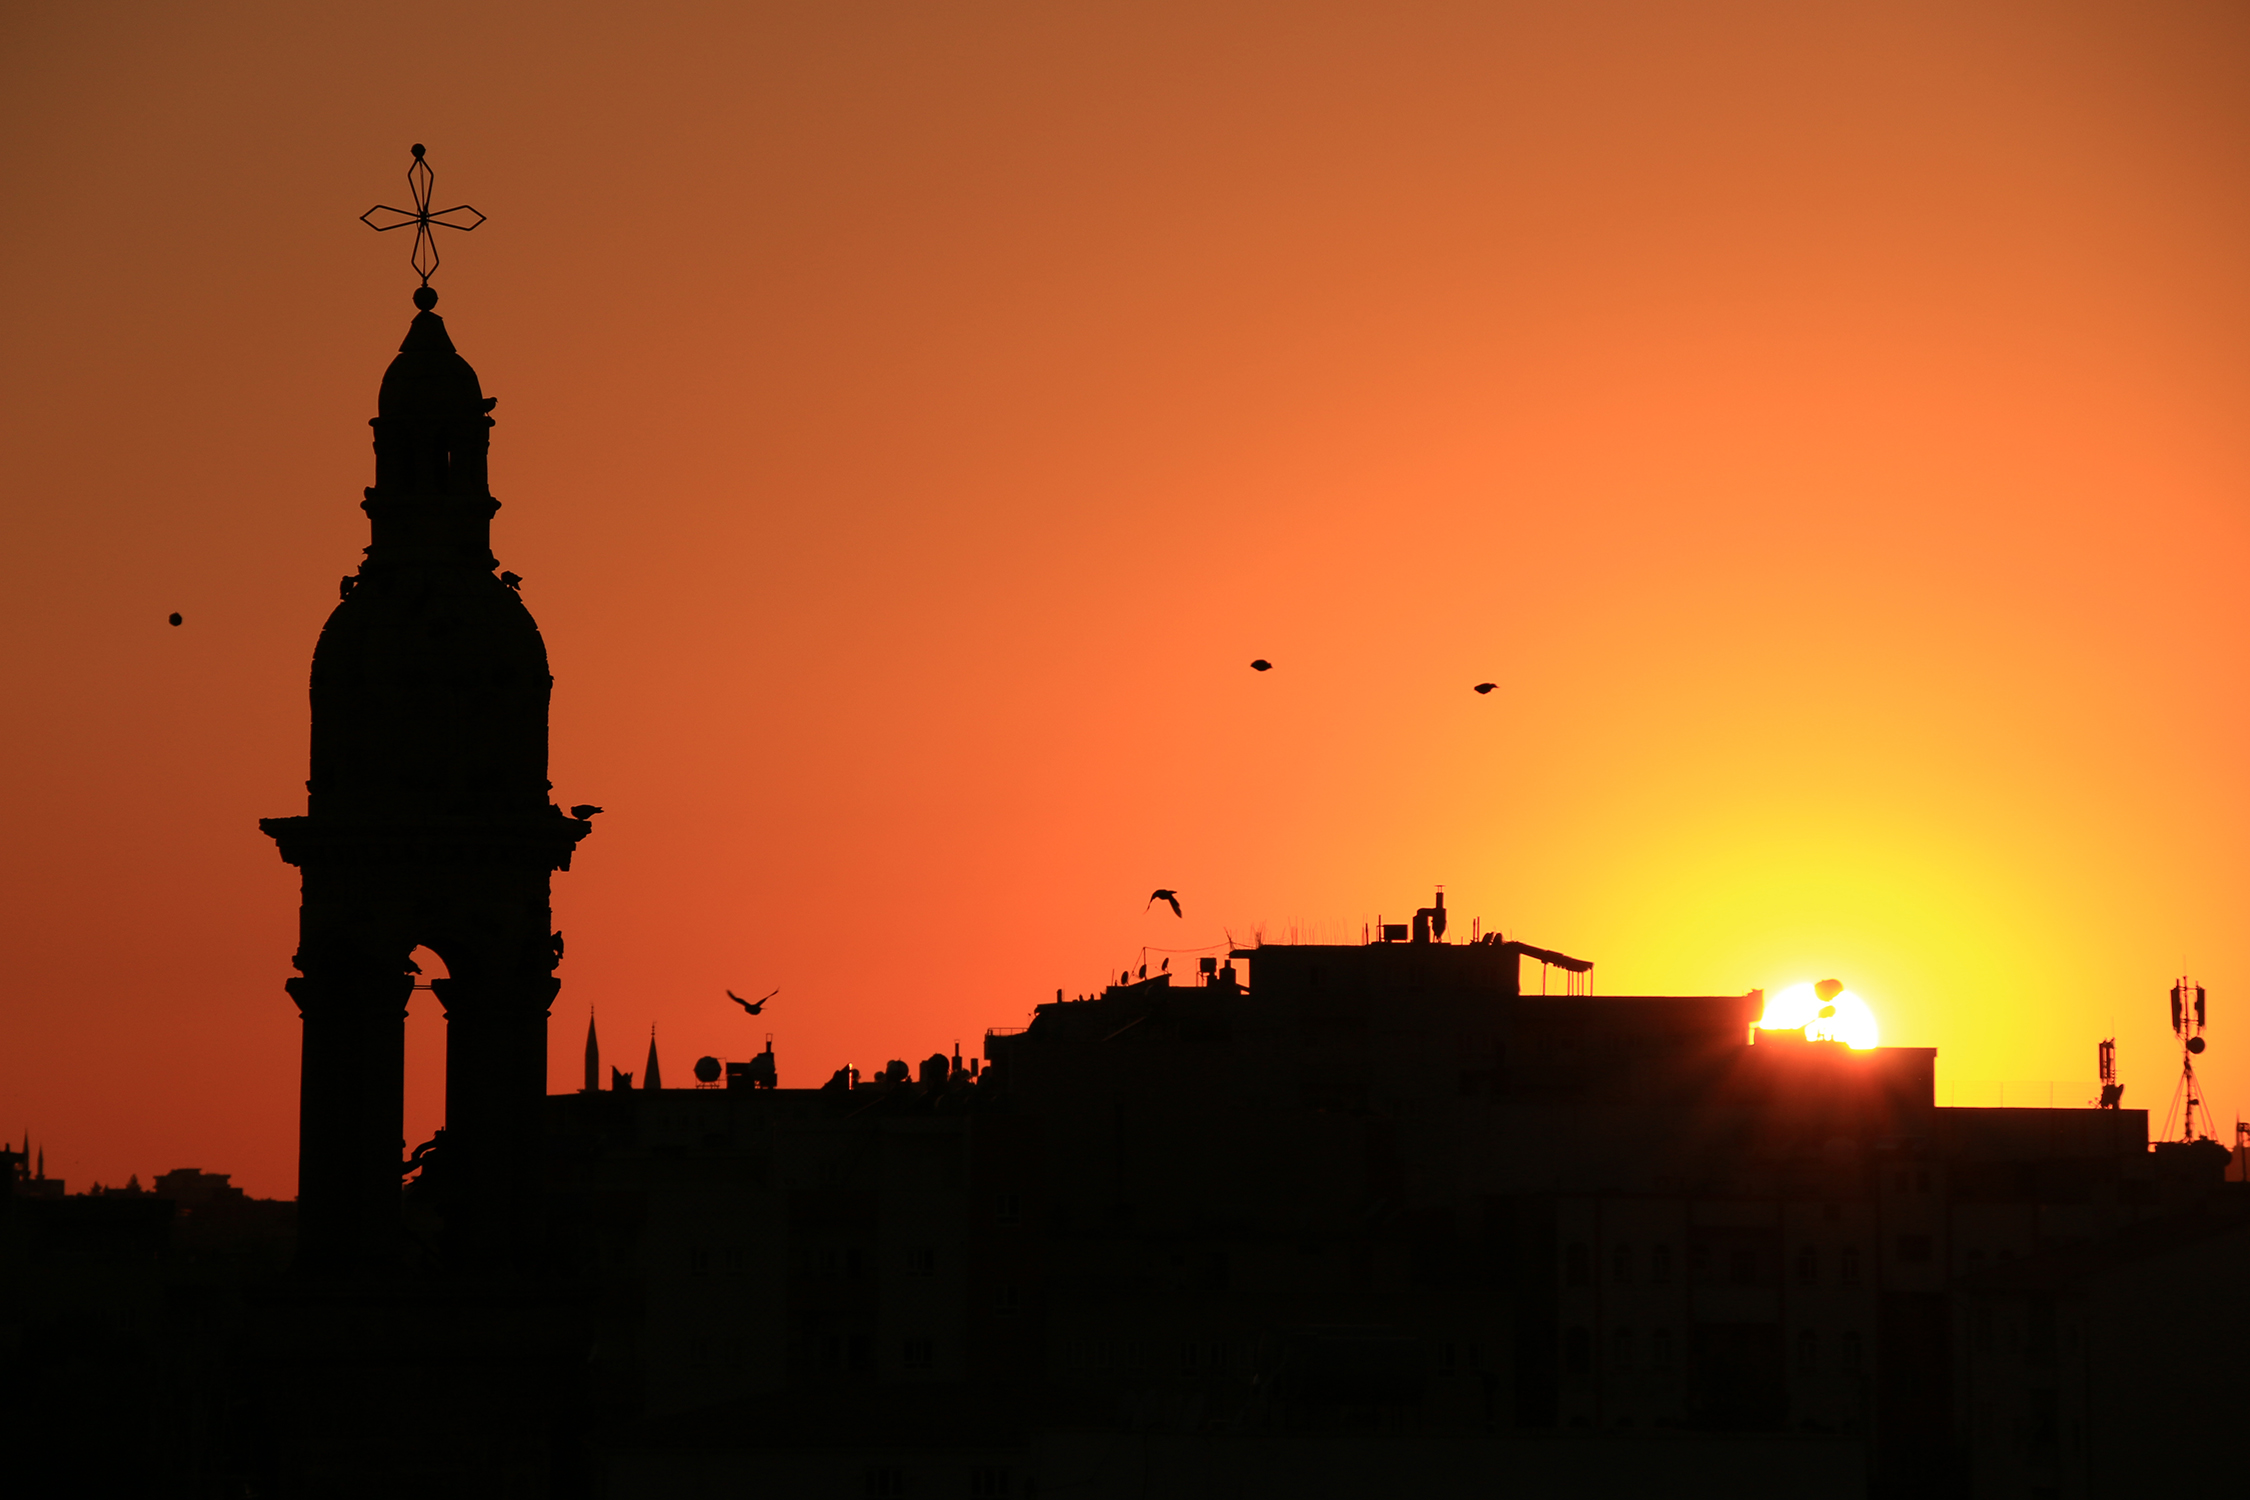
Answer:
top-left (2162, 978), bottom-right (2214, 1143)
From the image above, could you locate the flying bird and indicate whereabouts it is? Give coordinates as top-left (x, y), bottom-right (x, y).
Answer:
top-left (571, 804), bottom-right (603, 819)
top-left (1250, 659), bottom-right (1272, 672)
top-left (1473, 682), bottom-right (1496, 694)
top-left (1148, 889), bottom-right (1182, 918)
top-left (728, 987), bottom-right (779, 1015)
top-left (168, 613), bottom-right (182, 627)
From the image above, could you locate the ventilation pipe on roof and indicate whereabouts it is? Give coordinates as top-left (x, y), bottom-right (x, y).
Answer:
top-left (1411, 890), bottom-right (1447, 944)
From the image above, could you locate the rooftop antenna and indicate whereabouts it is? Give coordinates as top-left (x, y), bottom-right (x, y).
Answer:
top-left (2095, 1037), bottom-right (2123, 1109)
top-left (2161, 977), bottom-right (2213, 1143)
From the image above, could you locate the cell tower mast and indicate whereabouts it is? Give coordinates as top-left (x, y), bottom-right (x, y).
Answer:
top-left (2162, 978), bottom-right (2214, 1143)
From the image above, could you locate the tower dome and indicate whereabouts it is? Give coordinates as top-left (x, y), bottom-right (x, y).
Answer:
top-left (300, 302), bottom-right (554, 821)
top-left (377, 305), bottom-right (486, 421)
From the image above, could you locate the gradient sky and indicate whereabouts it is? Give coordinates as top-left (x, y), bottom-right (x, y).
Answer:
top-left (4, 2), bottom-right (2248, 1198)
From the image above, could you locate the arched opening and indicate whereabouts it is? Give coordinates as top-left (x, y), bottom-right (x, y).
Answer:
top-left (404, 945), bottom-right (449, 1163)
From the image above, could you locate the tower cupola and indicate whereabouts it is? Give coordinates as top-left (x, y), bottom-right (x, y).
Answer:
top-left (365, 293), bottom-right (501, 570)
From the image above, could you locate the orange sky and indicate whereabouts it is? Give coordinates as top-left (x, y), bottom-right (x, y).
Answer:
top-left (4, 2), bottom-right (2248, 1198)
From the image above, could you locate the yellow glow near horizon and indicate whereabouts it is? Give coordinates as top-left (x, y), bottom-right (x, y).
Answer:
top-left (1758, 981), bottom-right (1880, 1050)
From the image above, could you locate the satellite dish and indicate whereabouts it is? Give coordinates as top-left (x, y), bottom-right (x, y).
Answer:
top-left (693, 1055), bottom-right (722, 1083)
top-left (2186, 1036), bottom-right (2206, 1056)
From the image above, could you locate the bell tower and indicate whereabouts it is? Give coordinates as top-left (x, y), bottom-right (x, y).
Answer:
top-left (263, 148), bottom-right (592, 1270)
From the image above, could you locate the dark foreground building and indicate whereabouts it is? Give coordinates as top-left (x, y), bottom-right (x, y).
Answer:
top-left (8, 263), bottom-right (2245, 1498)
top-left (12, 935), bottom-right (2240, 1498)
top-left (538, 943), bottom-right (2242, 1500)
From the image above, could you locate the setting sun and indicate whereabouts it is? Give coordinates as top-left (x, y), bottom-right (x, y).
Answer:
top-left (1757, 978), bottom-right (1880, 1050)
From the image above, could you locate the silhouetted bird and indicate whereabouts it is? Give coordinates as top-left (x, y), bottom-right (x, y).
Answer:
top-left (1148, 889), bottom-right (1182, 918)
top-left (571, 804), bottom-right (603, 819)
top-left (1473, 682), bottom-right (1496, 694)
top-left (1161, 956), bottom-right (1170, 971)
top-left (728, 987), bottom-right (779, 1015)
top-left (168, 612), bottom-right (182, 627)
top-left (500, 571), bottom-right (523, 591)
top-left (1250, 659), bottom-right (1272, 671)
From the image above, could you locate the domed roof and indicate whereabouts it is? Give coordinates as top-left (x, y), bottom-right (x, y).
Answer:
top-left (378, 309), bottom-right (485, 419)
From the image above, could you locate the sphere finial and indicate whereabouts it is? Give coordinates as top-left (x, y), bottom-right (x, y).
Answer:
top-left (411, 143), bottom-right (426, 158)
top-left (412, 286), bottom-right (438, 311)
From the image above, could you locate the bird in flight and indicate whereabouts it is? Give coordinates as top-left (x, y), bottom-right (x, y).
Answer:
top-left (728, 988), bottom-right (779, 1015)
top-left (1148, 889), bottom-right (1182, 917)
top-left (1473, 682), bottom-right (1496, 695)
top-left (1250, 659), bottom-right (1272, 672)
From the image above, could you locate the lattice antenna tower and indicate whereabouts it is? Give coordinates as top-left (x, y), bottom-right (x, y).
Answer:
top-left (2162, 978), bottom-right (2214, 1143)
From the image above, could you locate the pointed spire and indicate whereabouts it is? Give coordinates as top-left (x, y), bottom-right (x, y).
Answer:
top-left (584, 1007), bottom-right (600, 1094)
top-left (644, 1026), bottom-right (662, 1093)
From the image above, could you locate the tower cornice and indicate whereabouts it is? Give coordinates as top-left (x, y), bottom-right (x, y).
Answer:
top-left (260, 813), bottom-right (593, 873)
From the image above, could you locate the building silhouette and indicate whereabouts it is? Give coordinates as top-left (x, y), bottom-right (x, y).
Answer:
top-left (531, 936), bottom-right (2244, 1499)
top-left (7, 284), bottom-right (2248, 1500)
top-left (258, 288), bottom-right (593, 1272)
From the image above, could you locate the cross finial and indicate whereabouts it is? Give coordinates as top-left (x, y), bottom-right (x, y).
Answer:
top-left (361, 144), bottom-right (486, 309)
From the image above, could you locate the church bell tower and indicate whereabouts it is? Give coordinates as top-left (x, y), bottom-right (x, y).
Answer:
top-left (262, 148), bottom-right (592, 1270)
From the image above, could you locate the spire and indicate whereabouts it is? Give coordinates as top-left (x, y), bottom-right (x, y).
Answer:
top-left (644, 1027), bottom-right (662, 1093)
top-left (357, 144), bottom-right (500, 572)
top-left (584, 1008), bottom-right (600, 1094)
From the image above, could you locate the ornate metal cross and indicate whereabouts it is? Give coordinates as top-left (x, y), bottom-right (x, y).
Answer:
top-left (361, 144), bottom-right (485, 295)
